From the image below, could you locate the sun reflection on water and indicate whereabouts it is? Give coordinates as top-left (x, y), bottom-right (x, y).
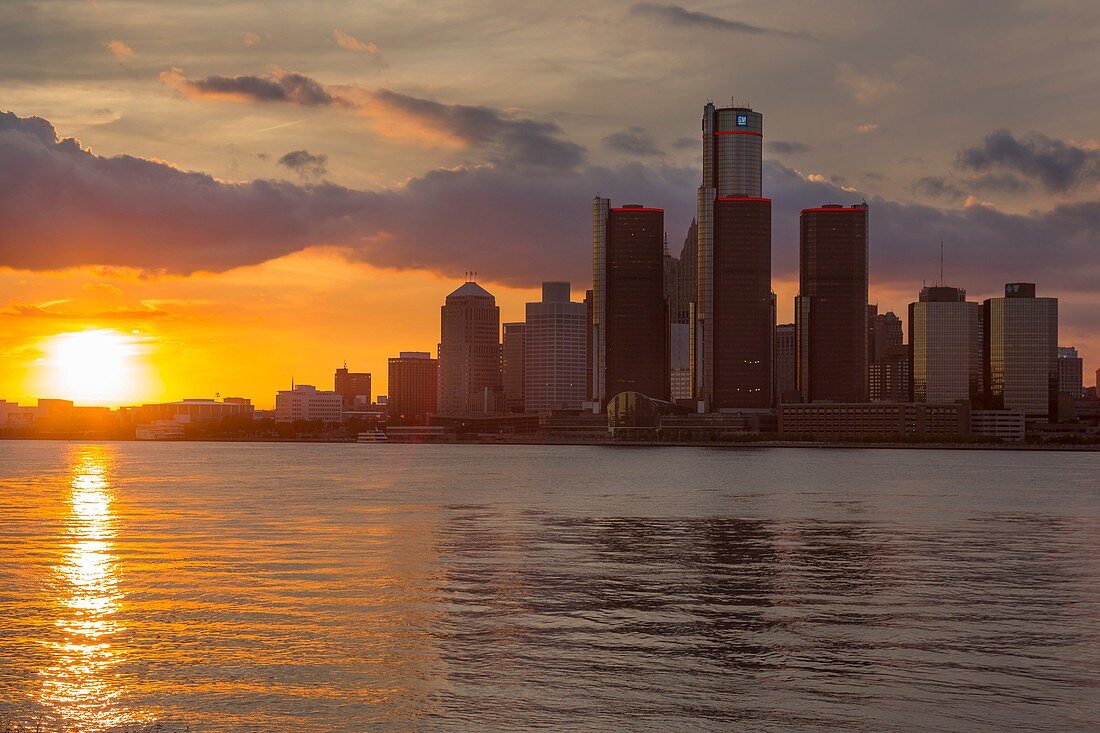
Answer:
top-left (37, 445), bottom-right (137, 731)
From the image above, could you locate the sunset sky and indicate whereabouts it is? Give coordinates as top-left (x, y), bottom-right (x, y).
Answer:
top-left (2, 0), bottom-right (1099, 407)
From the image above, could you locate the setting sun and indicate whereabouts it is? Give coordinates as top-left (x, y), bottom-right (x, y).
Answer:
top-left (36, 329), bottom-right (152, 406)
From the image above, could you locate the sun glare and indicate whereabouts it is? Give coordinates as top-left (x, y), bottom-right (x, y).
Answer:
top-left (37, 329), bottom-right (152, 406)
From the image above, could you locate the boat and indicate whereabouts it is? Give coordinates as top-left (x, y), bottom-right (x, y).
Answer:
top-left (356, 430), bottom-right (389, 443)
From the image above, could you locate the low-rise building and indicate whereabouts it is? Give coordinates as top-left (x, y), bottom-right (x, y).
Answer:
top-left (779, 402), bottom-right (970, 438)
top-left (275, 385), bottom-right (342, 423)
top-left (970, 410), bottom-right (1026, 442)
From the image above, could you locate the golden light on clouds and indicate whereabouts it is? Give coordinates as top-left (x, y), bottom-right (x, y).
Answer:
top-left (35, 329), bottom-right (153, 406)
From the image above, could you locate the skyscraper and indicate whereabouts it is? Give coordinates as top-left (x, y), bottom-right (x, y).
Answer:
top-left (437, 280), bottom-right (502, 416)
top-left (1057, 346), bottom-right (1084, 399)
top-left (592, 199), bottom-right (669, 406)
top-left (867, 307), bottom-right (903, 364)
top-left (983, 283), bottom-right (1058, 420)
top-left (388, 352), bottom-right (437, 424)
top-left (695, 102), bottom-right (772, 410)
top-left (334, 366), bottom-right (372, 410)
top-left (524, 282), bottom-right (587, 413)
top-left (502, 323), bottom-right (526, 412)
top-left (796, 203), bottom-right (869, 403)
top-left (909, 286), bottom-right (981, 404)
top-left (774, 323), bottom-right (797, 404)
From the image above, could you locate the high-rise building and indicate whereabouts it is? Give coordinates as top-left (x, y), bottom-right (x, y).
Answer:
top-left (437, 280), bottom-right (502, 416)
top-left (796, 203), bottom-right (869, 403)
top-left (388, 351), bottom-right (437, 424)
top-left (591, 199), bottom-right (669, 406)
top-left (670, 323), bottom-right (692, 400)
top-left (275, 384), bottom-right (342, 423)
top-left (524, 282), bottom-right (587, 413)
top-left (1057, 346), bottom-right (1084, 399)
top-left (502, 323), bottom-right (526, 412)
top-left (695, 102), bottom-right (772, 410)
top-left (869, 346), bottom-right (910, 402)
top-left (908, 286), bottom-right (981, 404)
top-left (867, 307), bottom-right (903, 364)
top-left (774, 323), bottom-right (797, 404)
top-left (334, 366), bottom-right (371, 410)
top-left (983, 283), bottom-right (1058, 420)
top-left (675, 220), bottom-right (697, 326)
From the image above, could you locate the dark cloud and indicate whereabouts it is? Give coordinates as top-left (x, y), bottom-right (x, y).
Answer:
top-left (768, 140), bottom-right (810, 155)
top-left (161, 67), bottom-right (344, 107)
top-left (672, 137), bottom-right (697, 150)
top-left (956, 129), bottom-right (1100, 192)
top-left (912, 176), bottom-right (965, 201)
top-left (631, 3), bottom-right (812, 40)
top-left (162, 69), bottom-right (585, 170)
top-left (602, 126), bottom-right (663, 156)
top-left (278, 149), bottom-right (328, 180)
top-left (370, 89), bottom-right (586, 169)
top-left (3, 111), bottom-right (1100, 297)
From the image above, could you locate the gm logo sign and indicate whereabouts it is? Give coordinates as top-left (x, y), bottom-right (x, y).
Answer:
top-left (736, 114), bottom-right (749, 126)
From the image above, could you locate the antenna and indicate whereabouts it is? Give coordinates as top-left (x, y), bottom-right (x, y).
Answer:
top-left (939, 240), bottom-right (944, 286)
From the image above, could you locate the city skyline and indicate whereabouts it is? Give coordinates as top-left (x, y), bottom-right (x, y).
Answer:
top-left (3, 1), bottom-right (1100, 408)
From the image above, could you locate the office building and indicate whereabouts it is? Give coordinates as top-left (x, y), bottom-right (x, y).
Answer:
top-left (869, 347), bottom-right (909, 402)
top-left (502, 323), bottom-right (526, 412)
top-left (779, 402), bottom-right (970, 438)
top-left (437, 279), bottom-right (503, 416)
top-left (983, 283), bottom-right (1058, 420)
top-left (670, 323), bottom-right (692, 400)
top-left (796, 203), bottom-right (869, 403)
top-left (970, 410), bottom-right (1026, 442)
top-left (909, 286), bottom-right (981, 404)
top-left (1058, 346), bottom-right (1084, 398)
top-left (774, 323), bottom-right (797, 404)
top-left (524, 282), bottom-right (587, 413)
top-left (695, 102), bottom-right (773, 410)
top-left (275, 384), bottom-right (342, 423)
top-left (592, 199), bottom-right (669, 406)
top-left (388, 351), bottom-right (437, 424)
top-left (868, 307), bottom-right (903, 363)
top-left (334, 367), bottom-right (371, 410)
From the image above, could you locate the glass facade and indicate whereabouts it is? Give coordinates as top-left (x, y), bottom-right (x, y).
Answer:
top-left (388, 353), bottom-right (437, 425)
top-left (909, 287), bottom-right (980, 404)
top-left (437, 282), bottom-right (502, 416)
top-left (796, 205), bottom-right (869, 403)
top-left (983, 286), bottom-right (1058, 420)
top-left (524, 284), bottom-right (587, 413)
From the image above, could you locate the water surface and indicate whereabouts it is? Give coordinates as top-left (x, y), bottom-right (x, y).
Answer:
top-left (1, 442), bottom-right (1098, 731)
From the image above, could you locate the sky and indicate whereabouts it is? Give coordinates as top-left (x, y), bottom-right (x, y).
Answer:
top-left (2, 0), bottom-right (1099, 407)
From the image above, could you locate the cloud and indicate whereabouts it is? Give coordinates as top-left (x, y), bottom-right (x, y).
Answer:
top-left (278, 149), bottom-right (328, 180)
top-left (955, 129), bottom-right (1100, 192)
top-left (672, 137), bottom-right (697, 150)
top-left (161, 69), bottom-right (584, 169)
top-left (857, 123), bottom-right (879, 134)
top-left (3, 111), bottom-right (1100, 298)
top-left (912, 176), bottom-right (965, 201)
top-left (243, 32), bottom-right (262, 48)
top-left (160, 67), bottom-right (345, 107)
top-left (602, 127), bottom-right (663, 156)
top-left (332, 28), bottom-right (386, 66)
top-left (838, 64), bottom-right (896, 105)
top-left (631, 3), bottom-right (811, 39)
top-left (105, 39), bottom-right (133, 58)
top-left (768, 140), bottom-right (809, 155)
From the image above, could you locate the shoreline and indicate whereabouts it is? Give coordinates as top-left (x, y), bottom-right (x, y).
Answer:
top-left (1, 435), bottom-right (1098, 451)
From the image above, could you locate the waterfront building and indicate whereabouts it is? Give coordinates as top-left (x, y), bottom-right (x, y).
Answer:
top-left (695, 102), bottom-right (773, 410)
top-left (909, 286), bottom-right (981, 404)
top-left (970, 410), bottom-right (1026, 442)
top-left (131, 398), bottom-right (254, 425)
top-left (1058, 346), bottom-right (1084, 398)
top-left (982, 283), bottom-right (1058, 420)
top-left (524, 282), bottom-right (587, 413)
top-left (334, 367), bottom-right (371, 410)
top-left (869, 346), bottom-right (909, 402)
top-left (796, 203), bottom-right (870, 403)
top-left (502, 323), bottom-right (526, 412)
top-left (591, 199), bottom-right (669, 406)
top-left (774, 323), bottom-right (797, 404)
top-left (437, 279), bottom-right (502, 416)
top-left (779, 401), bottom-right (970, 438)
top-left (275, 384), bottom-right (342, 423)
top-left (388, 351), bottom-right (438, 424)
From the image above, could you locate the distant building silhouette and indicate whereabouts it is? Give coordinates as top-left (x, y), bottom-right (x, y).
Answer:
top-left (523, 282), bottom-right (587, 413)
top-left (982, 283), bottom-right (1058, 420)
top-left (1058, 346), bottom-right (1084, 399)
top-left (867, 307), bottom-right (903, 364)
top-left (908, 286), bottom-right (980, 405)
top-left (774, 323), bottom-right (797, 404)
top-left (592, 199), bottom-right (669, 406)
top-left (796, 203), bottom-right (869, 403)
top-left (695, 102), bottom-right (772, 410)
top-left (437, 280), bottom-right (503, 416)
top-left (387, 352), bottom-right (437, 425)
top-left (502, 323), bottom-right (526, 412)
top-left (334, 367), bottom-right (371, 410)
